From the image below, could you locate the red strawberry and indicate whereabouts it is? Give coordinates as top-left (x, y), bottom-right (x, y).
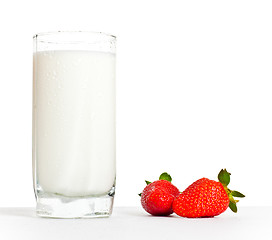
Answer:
top-left (140, 173), bottom-right (180, 216)
top-left (173, 169), bottom-right (245, 218)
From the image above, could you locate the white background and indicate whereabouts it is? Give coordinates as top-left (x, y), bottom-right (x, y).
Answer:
top-left (0, 0), bottom-right (271, 208)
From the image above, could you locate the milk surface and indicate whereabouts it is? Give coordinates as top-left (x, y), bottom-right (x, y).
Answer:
top-left (33, 50), bottom-right (116, 197)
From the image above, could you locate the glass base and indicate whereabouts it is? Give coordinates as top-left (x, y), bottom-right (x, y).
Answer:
top-left (36, 192), bottom-right (114, 218)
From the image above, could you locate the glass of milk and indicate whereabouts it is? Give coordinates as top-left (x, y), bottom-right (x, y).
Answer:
top-left (33, 31), bottom-right (116, 218)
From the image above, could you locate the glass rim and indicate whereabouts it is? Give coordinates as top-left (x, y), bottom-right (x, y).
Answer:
top-left (33, 31), bottom-right (116, 41)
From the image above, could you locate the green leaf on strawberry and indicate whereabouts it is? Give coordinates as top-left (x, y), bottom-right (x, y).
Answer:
top-left (229, 201), bottom-right (237, 213)
top-left (159, 172), bottom-right (172, 182)
top-left (231, 191), bottom-right (245, 198)
top-left (145, 180), bottom-right (151, 185)
top-left (218, 169), bottom-right (245, 213)
top-left (218, 169), bottom-right (231, 186)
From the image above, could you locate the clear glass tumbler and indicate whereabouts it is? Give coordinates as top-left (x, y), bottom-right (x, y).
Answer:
top-left (33, 31), bottom-right (116, 218)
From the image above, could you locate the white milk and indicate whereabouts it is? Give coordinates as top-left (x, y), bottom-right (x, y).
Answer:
top-left (33, 50), bottom-right (116, 197)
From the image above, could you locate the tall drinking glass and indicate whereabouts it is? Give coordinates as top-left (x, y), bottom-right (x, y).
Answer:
top-left (33, 31), bottom-right (116, 218)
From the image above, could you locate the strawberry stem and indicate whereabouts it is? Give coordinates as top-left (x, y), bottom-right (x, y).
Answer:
top-left (218, 169), bottom-right (245, 213)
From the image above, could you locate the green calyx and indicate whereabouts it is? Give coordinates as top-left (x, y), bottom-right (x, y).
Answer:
top-left (139, 172), bottom-right (172, 197)
top-left (145, 172), bottom-right (172, 185)
top-left (145, 180), bottom-right (151, 185)
top-left (218, 169), bottom-right (245, 213)
top-left (218, 169), bottom-right (231, 186)
top-left (159, 172), bottom-right (172, 182)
